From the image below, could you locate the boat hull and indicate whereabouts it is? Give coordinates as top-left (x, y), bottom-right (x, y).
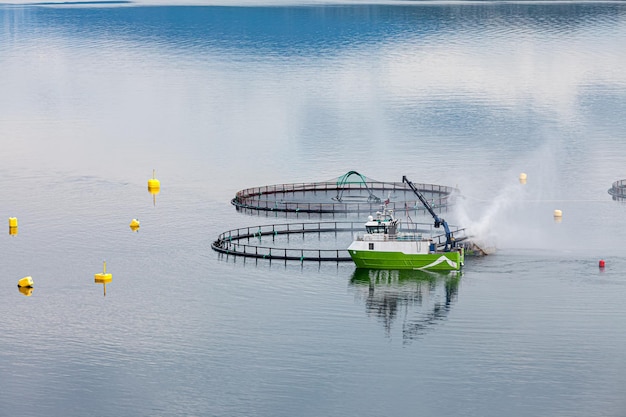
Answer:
top-left (349, 249), bottom-right (464, 271)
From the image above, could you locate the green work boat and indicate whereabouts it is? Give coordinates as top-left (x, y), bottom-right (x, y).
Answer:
top-left (348, 176), bottom-right (466, 271)
top-left (348, 206), bottom-right (464, 271)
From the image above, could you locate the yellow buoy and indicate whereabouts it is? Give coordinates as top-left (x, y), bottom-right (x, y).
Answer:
top-left (554, 209), bottom-right (562, 217)
top-left (18, 276), bottom-right (33, 288)
top-left (9, 217), bottom-right (19, 236)
top-left (18, 286), bottom-right (33, 296)
top-left (148, 169), bottom-right (160, 193)
top-left (519, 173), bottom-right (527, 184)
top-left (148, 169), bottom-right (160, 206)
top-left (94, 261), bottom-right (112, 283)
top-left (130, 218), bottom-right (140, 232)
top-left (94, 261), bottom-right (112, 297)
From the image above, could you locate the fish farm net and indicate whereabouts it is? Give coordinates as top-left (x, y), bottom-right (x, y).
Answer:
top-left (231, 171), bottom-right (458, 216)
top-left (609, 179), bottom-right (626, 200)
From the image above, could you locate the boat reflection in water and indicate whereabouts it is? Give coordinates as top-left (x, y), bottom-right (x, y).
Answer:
top-left (350, 268), bottom-right (460, 343)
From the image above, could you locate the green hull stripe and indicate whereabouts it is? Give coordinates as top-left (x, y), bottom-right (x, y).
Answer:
top-left (350, 250), bottom-right (463, 271)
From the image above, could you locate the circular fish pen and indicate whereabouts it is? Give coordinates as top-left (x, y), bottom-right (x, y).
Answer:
top-left (211, 220), bottom-right (470, 263)
top-left (211, 221), bottom-right (359, 263)
top-left (231, 171), bottom-right (458, 216)
top-left (608, 179), bottom-right (626, 200)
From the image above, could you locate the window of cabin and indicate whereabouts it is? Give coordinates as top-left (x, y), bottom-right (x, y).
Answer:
top-left (366, 225), bottom-right (386, 234)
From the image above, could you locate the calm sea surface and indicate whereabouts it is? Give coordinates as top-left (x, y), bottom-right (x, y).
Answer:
top-left (2, 2), bottom-right (626, 416)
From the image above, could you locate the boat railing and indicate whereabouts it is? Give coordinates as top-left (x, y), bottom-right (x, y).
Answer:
top-left (431, 227), bottom-right (470, 249)
top-left (355, 233), bottom-right (427, 242)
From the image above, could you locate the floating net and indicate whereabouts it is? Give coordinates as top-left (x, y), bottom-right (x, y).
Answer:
top-left (231, 171), bottom-right (458, 216)
top-left (608, 179), bottom-right (626, 200)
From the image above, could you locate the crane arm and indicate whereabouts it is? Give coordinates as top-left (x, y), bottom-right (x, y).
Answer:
top-left (402, 175), bottom-right (453, 251)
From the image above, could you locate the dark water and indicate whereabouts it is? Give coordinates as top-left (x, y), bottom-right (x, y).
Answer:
top-left (2, 2), bottom-right (626, 416)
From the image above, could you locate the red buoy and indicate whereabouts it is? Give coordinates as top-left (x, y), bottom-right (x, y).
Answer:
top-left (599, 259), bottom-right (606, 268)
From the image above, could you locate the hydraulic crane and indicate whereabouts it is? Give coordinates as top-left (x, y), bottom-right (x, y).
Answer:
top-left (402, 175), bottom-right (454, 251)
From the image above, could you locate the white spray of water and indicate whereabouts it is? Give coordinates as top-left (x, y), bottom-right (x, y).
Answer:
top-left (448, 135), bottom-right (567, 253)
top-left (453, 181), bottom-right (529, 252)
